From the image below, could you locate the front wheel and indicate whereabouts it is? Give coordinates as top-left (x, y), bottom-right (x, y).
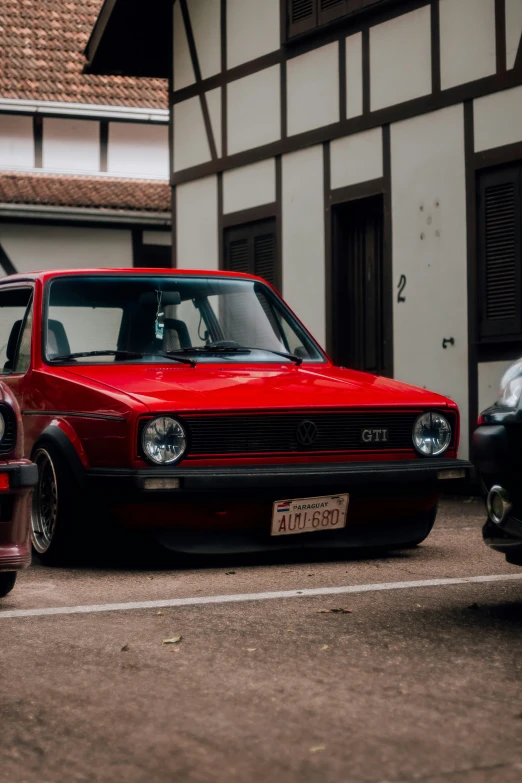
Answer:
top-left (0, 571), bottom-right (16, 598)
top-left (31, 444), bottom-right (83, 566)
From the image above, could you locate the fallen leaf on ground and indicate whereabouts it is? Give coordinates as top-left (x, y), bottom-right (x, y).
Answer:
top-left (120, 644), bottom-right (130, 652)
top-left (163, 636), bottom-right (182, 645)
top-left (245, 648), bottom-right (257, 652)
top-left (310, 745), bottom-right (326, 753)
top-left (156, 611), bottom-right (165, 616)
top-left (225, 571), bottom-right (236, 575)
top-left (320, 645), bottom-right (330, 651)
top-left (317, 608), bottom-right (353, 614)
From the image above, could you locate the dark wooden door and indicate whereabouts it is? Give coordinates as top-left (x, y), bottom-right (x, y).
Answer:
top-left (332, 195), bottom-right (391, 375)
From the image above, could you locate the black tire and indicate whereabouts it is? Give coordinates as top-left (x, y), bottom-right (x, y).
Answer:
top-left (31, 442), bottom-right (85, 566)
top-left (399, 504), bottom-right (438, 548)
top-left (0, 571), bottom-right (16, 598)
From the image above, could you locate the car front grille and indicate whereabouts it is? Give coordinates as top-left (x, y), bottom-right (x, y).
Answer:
top-left (138, 410), bottom-right (456, 458)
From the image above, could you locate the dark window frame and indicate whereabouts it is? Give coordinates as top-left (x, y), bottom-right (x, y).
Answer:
top-left (223, 218), bottom-right (279, 290)
top-left (284, 0), bottom-right (398, 41)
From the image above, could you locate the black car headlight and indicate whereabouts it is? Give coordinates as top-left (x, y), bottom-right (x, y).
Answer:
top-left (142, 416), bottom-right (187, 465)
top-left (412, 412), bottom-right (451, 457)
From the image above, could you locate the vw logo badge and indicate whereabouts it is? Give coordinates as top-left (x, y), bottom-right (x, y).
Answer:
top-left (296, 420), bottom-right (318, 447)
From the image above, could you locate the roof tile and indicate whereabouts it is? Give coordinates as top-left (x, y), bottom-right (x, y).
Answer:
top-left (0, 1), bottom-right (167, 109)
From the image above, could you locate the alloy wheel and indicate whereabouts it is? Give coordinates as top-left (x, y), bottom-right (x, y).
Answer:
top-left (31, 449), bottom-right (59, 554)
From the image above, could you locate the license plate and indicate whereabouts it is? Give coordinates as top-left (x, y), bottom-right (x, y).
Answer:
top-left (271, 494), bottom-right (349, 537)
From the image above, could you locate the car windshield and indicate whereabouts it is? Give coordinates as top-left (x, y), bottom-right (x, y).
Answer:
top-left (45, 275), bottom-right (325, 365)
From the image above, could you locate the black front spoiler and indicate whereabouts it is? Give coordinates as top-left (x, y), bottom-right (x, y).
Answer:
top-left (86, 458), bottom-right (472, 499)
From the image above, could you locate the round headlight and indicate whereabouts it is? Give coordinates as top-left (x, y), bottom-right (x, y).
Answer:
top-left (0, 412), bottom-right (5, 442)
top-left (412, 412), bottom-right (452, 457)
top-left (142, 417), bottom-right (187, 465)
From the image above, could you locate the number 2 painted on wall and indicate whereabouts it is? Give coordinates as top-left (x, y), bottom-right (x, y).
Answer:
top-left (397, 275), bottom-right (407, 303)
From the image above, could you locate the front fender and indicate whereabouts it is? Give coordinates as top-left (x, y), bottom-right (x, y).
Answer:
top-left (33, 420), bottom-right (88, 485)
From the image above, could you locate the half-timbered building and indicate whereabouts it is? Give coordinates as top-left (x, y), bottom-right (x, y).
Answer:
top-left (86, 0), bottom-right (522, 456)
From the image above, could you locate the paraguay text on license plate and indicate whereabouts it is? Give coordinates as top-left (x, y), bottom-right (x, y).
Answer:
top-left (270, 494), bottom-right (349, 537)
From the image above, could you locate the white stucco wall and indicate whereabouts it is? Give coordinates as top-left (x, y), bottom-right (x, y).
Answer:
top-left (282, 146), bottom-right (325, 347)
top-left (439, 0), bottom-right (496, 90)
top-left (478, 360), bottom-right (515, 413)
top-left (474, 85), bottom-right (522, 152)
top-left (287, 43), bottom-right (339, 136)
top-left (173, 97), bottom-right (212, 172)
top-left (176, 175), bottom-right (218, 270)
top-left (0, 115), bottom-right (34, 168)
top-left (506, 0), bottom-right (522, 69)
top-left (370, 6), bottom-right (432, 111)
top-left (391, 104), bottom-right (469, 456)
top-left (108, 123), bottom-right (169, 178)
top-left (42, 118), bottom-right (100, 172)
top-left (330, 128), bottom-right (383, 190)
top-left (188, 0), bottom-right (221, 80)
top-left (227, 66), bottom-right (281, 155)
top-left (0, 224), bottom-right (132, 273)
top-left (346, 33), bottom-right (363, 119)
top-left (227, 0), bottom-right (280, 69)
top-left (223, 159), bottom-right (276, 214)
top-left (173, 1), bottom-right (196, 91)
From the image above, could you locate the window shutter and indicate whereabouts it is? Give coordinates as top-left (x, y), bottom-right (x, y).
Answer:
top-left (287, 0), bottom-right (317, 38)
top-left (478, 166), bottom-right (522, 340)
top-left (318, 0), bottom-right (347, 25)
top-left (224, 219), bottom-right (277, 287)
top-left (253, 230), bottom-right (276, 287)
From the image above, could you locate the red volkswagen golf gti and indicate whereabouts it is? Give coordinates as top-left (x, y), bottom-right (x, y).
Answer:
top-left (0, 269), bottom-right (470, 564)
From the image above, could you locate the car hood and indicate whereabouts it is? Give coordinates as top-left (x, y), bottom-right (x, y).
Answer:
top-left (62, 363), bottom-right (454, 412)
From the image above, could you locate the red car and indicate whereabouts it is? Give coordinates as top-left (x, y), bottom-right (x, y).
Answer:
top-left (0, 382), bottom-right (38, 596)
top-left (0, 269), bottom-right (470, 564)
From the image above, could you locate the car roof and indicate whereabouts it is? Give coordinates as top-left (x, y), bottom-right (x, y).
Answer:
top-left (0, 268), bottom-right (268, 285)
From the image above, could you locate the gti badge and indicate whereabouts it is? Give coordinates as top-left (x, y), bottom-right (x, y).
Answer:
top-left (361, 428), bottom-right (388, 443)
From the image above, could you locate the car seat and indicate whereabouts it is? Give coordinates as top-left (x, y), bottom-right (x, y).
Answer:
top-left (46, 320), bottom-right (71, 359)
top-left (4, 320), bottom-right (23, 371)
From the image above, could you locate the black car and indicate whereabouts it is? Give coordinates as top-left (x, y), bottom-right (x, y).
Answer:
top-left (472, 360), bottom-right (522, 566)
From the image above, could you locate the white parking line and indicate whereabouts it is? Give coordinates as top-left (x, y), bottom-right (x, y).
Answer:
top-left (1, 573), bottom-right (522, 620)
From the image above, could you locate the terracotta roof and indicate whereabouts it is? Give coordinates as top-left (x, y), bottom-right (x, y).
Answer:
top-left (0, 0), bottom-right (167, 109)
top-left (0, 171), bottom-right (171, 213)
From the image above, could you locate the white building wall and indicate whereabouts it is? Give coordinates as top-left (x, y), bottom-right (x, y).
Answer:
top-left (439, 0), bottom-right (496, 90)
top-left (506, 0), bottom-right (522, 69)
top-left (227, 67), bottom-right (281, 155)
top-left (282, 146), bottom-right (325, 347)
top-left (176, 175), bottom-right (218, 270)
top-left (227, 0), bottom-right (280, 69)
top-left (223, 159), bottom-right (276, 214)
top-left (174, 97), bottom-right (212, 172)
top-left (330, 128), bottom-right (383, 190)
top-left (370, 6), bottom-right (432, 111)
top-left (0, 115), bottom-right (34, 168)
top-left (287, 43), bottom-right (339, 136)
top-left (478, 361), bottom-right (514, 413)
top-left (42, 118), bottom-right (100, 172)
top-left (173, 1), bottom-right (196, 91)
top-left (188, 0), bottom-right (221, 80)
top-left (0, 224), bottom-right (132, 273)
top-left (108, 123), bottom-right (169, 178)
top-left (346, 33), bottom-right (363, 119)
top-left (391, 105), bottom-right (469, 456)
top-left (474, 85), bottom-right (522, 152)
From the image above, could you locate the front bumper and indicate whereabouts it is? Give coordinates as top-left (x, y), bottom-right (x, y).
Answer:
top-left (86, 457), bottom-right (472, 499)
top-left (0, 459), bottom-right (37, 572)
top-left (0, 461), bottom-right (38, 490)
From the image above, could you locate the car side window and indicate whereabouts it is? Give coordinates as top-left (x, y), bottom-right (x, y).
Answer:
top-left (13, 296), bottom-right (33, 374)
top-left (0, 287), bottom-right (33, 375)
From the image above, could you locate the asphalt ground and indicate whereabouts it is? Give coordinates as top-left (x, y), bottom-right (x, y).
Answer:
top-left (1, 498), bottom-right (522, 783)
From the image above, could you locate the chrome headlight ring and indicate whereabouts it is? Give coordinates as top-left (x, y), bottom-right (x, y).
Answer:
top-left (142, 416), bottom-right (187, 465)
top-left (412, 411), bottom-right (452, 457)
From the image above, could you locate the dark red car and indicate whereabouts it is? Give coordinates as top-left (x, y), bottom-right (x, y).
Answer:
top-left (0, 382), bottom-right (37, 596)
top-left (0, 269), bottom-right (471, 564)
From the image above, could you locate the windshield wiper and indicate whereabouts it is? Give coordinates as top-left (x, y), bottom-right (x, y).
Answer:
top-left (167, 345), bottom-right (302, 365)
top-left (49, 350), bottom-right (197, 367)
